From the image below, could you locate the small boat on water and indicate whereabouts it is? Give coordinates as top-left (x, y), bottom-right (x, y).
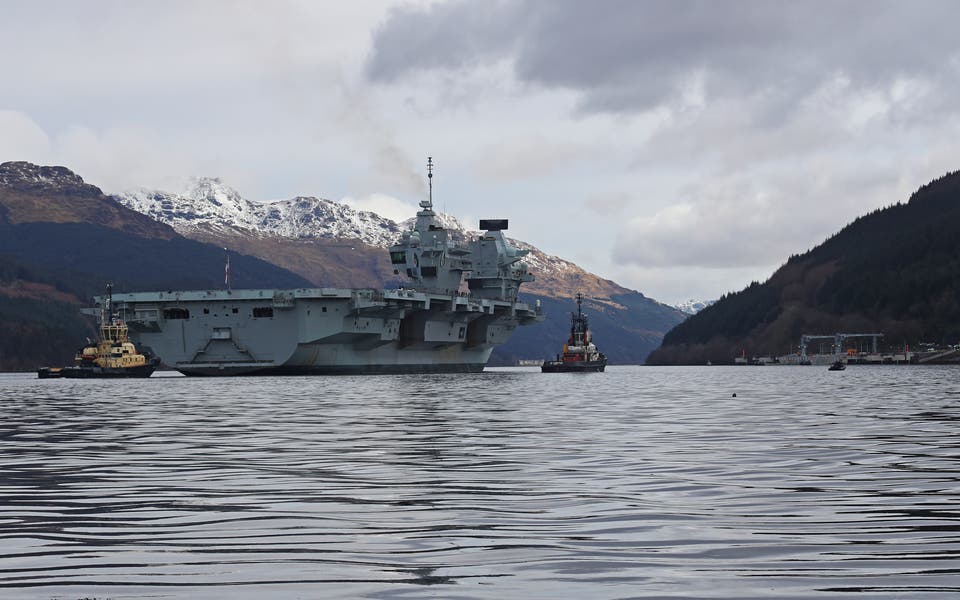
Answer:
top-left (542, 292), bottom-right (607, 373)
top-left (828, 360), bottom-right (846, 371)
top-left (38, 285), bottom-right (159, 379)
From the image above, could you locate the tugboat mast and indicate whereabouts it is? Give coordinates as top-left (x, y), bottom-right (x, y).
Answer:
top-left (104, 283), bottom-right (113, 335)
top-left (569, 291), bottom-right (589, 347)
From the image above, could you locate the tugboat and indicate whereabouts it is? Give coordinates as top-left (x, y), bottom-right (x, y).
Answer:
top-left (38, 285), bottom-right (160, 379)
top-left (542, 292), bottom-right (607, 373)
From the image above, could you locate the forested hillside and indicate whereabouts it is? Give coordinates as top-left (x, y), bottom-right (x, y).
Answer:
top-left (648, 170), bottom-right (960, 364)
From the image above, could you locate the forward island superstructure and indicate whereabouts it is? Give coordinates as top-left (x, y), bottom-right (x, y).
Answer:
top-left (97, 158), bottom-right (543, 375)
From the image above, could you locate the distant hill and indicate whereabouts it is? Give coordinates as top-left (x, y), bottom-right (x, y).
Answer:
top-left (647, 170), bottom-right (960, 365)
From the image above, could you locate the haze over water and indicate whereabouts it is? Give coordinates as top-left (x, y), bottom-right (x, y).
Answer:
top-left (2, 366), bottom-right (958, 599)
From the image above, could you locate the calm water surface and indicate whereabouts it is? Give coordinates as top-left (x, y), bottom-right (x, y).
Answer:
top-left (1, 366), bottom-right (958, 599)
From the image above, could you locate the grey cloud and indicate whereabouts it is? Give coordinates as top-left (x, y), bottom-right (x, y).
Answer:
top-left (610, 164), bottom-right (906, 270)
top-left (583, 191), bottom-right (629, 217)
top-left (367, 0), bottom-right (960, 118)
top-left (366, 0), bottom-right (526, 81)
top-left (471, 135), bottom-right (588, 181)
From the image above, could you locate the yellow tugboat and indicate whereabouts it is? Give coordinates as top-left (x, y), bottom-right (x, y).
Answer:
top-left (38, 285), bottom-right (160, 379)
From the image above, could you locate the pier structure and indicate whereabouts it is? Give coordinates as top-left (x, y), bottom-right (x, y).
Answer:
top-left (799, 332), bottom-right (884, 362)
top-left (739, 331), bottom-right (960, 365)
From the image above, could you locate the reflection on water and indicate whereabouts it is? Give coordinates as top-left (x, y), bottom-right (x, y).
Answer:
top-left (1, 366), bottom-right (959, 599)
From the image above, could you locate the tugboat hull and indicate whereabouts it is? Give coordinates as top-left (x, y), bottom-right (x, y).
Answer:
top-left (541, 360), bottom-right (606, 373)
top-left (38, 361), bottom-right (159, 379)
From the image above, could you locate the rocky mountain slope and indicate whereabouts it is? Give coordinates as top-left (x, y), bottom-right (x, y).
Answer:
top-left (648, 170), bottom-right (960, 365)
top-left (117, 179), bottom-right (402, 247)
top-left (0, 161), bottom-right (175, 239)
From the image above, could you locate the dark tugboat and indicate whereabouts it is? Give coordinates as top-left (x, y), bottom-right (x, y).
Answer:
top-left (828, 359), bottom-right (846, 371)
top-left (38, 285), bottom-right (160, 379)
top-left (542, 292), bottom-right (607, 373)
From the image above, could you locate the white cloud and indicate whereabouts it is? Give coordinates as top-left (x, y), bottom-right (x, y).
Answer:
top-left (0, 110), bottom-right (51, 163)
top-left (342, 193), bottom-right (418, 223)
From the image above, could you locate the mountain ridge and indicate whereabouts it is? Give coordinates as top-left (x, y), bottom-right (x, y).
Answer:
top-left (0, 161), bottom-right (176, 239)
top-left (117, 179), bottom-right (403, 247)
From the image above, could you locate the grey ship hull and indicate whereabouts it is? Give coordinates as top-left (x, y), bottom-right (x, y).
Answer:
top-left (105, 287), bottom-right (540, 376)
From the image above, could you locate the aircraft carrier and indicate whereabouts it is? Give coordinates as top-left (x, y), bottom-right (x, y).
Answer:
top-left (96, 159), bottom-right (544, 376)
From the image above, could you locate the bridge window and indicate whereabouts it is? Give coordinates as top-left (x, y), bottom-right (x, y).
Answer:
top-left (253, 307), bottom-right (274, 318)
top-left (163, 308), bottom-right (190, 320)
top-left (390, 251), bottom-right (406, 264)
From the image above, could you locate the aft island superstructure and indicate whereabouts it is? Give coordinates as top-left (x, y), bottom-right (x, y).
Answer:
top-left (99, 158), bottom-right (543, 375)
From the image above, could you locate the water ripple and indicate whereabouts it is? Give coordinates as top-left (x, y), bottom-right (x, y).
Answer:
top-left (1, 366), bottom-right (959, 598)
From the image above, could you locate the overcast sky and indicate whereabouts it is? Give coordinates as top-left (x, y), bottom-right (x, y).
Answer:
top-left (3, 0), bottom-right (960, 304)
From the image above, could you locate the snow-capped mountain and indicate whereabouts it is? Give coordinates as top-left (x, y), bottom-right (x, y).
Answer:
top-left (675, 298), bottom-right (716, 315)
top-left (115, 178), bottom-right (402, 247)
top-left (116, 178), bottom-right (593, 278)
top-left (113, 176), bottom-right (641, 300)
